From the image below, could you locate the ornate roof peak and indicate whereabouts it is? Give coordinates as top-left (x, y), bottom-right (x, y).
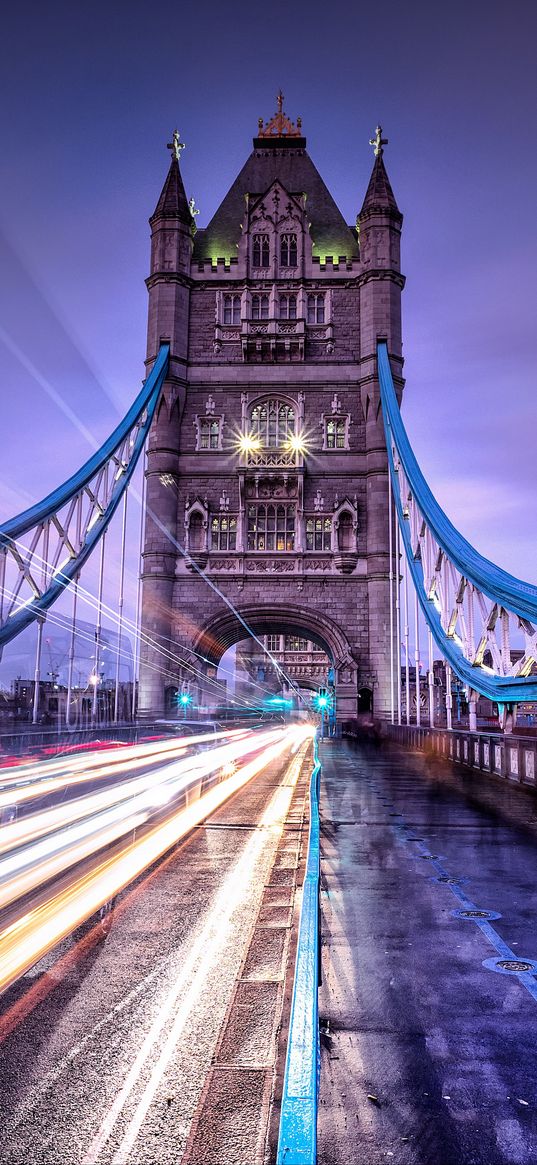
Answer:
top-left (257, 90), bottom-right (303, 139)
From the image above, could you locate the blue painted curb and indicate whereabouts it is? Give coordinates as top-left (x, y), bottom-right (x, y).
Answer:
top-left (276, 737), bottom-right (321, 1165)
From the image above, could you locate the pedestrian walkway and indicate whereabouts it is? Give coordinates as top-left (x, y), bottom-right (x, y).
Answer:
top-left (317, 738), bottom-right (537, 1165)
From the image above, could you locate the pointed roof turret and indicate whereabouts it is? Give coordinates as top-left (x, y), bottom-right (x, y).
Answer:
top-left (151, 130), bottom-right (193, 223)
top-left (359, 126), bottom-right (401, 219)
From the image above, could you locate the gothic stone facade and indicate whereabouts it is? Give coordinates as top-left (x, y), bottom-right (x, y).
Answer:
top-left (139, 106), bottom-right (404, 722)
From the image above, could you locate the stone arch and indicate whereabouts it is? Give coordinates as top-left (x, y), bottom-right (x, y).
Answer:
top-left (192, 602), bottom-right (353, 671)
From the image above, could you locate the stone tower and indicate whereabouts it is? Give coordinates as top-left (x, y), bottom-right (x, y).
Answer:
top-left (139, 103), bottom-right (404, 723)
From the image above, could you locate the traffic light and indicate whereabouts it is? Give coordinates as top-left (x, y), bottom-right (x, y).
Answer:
top-left (178, 692), bottom-right (192, 707)
top-left (313, 688), bottom-right (329, 710)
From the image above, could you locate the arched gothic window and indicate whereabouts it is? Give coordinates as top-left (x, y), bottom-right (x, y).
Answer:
top-left (279, 294), bottom-right (297, 320)
top-left (250, 400), bottom-right (295, 447)
top-left (251, 294), bottom-right (269, 320)
top-left (280, 233), bottom-right (297, 267)
top-left (252, 234), bottom-right (270, 267)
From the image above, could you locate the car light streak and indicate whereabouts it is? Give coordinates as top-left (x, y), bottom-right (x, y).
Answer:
top-left (0, 728), bottom-right (309, 996)
top-left (0, 729), bottom-right (283, 910)
top-left (0, 728), bottom-right (246, 809)
top-left (82, 733), bottom-right (311, 1165)
top-left (0, 729), bottom-right (276, 861)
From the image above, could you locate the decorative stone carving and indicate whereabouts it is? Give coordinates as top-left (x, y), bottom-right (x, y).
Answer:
top-left (245, 559), bottom-right (295, 573)
top-left (205, 395), bottom-right (216, 414)
top-left (219, 489), bottom-right (230, 511)
top-left (331, 394), bottom-right (341, 414)
top-left (308, 559), bottom-right (332, 571)
top-left (209, 558), bottom-right (237, 571)
top-left (314, 489), bottom-right (324, 512)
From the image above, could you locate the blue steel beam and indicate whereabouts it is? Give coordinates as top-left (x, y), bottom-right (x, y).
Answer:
top-left (378, 341), bottom-right (537, 702)
top-left (0, 344), bottom-right (169, 647)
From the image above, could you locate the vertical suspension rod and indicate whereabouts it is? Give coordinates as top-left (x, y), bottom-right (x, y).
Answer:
top-left (114, 490), bottom-right (128, 724)
top-left (404, 543), bottom-right (410, 725)
top-left (92, 530), bottom-right (107, 726)
top-left (396, 522), bottom-right (402, 725)
top-left (388, 472), bottom-right (395, 725)
top-left (414, 587), bottom-right (421, 728)
top-left (132, 461), bottom-right (146, 722)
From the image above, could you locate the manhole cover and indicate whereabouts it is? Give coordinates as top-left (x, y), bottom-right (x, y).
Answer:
top-left (453, 908), bottom-right (501, 922)
top-left (498, 959), bottom-right (534, 972)
top-left (483, 955), bottom-right (537, 976)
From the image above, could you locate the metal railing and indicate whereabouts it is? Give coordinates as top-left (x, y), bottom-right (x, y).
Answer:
top-left (276, 738), bottom-right (321, 1165)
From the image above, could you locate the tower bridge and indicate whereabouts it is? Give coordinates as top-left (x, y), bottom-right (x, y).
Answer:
top-left (140, 100), bottom-right (403, 725)
top-left (1, 98), bottom-right (537, 1165)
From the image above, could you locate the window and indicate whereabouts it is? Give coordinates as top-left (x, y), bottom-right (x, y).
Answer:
top-left (251, 294), bottom-right (269, 320)
top-left (307, 293), bottom-right (325, 324)
top-left (210, 515), bottom-right (237, 551)
top-left (284, 635), bottom-right (309, 652)
top-left (266, 634), bottom-right (281, 652)
top-left (250, 400), bottom-right (295, 447)
top-left (325, 418), bottom-right (348, 449)
top-left (279, 294), bottom-right (297, 320)
top-left (223, 294), bottom-right (240, 325)
top-left (252, 234), bottom-right (270, 267)
top-left (247, 504), bottom-right (295, 551)
top-left (306, 516), bottom-right (332, 551)
top-left (280, 233), bottom-right (297, 267)
top-left (198, 418), bottom-right (221, 450)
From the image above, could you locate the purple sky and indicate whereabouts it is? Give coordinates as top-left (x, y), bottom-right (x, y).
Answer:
top-left (1, 0), bottom-right (537, 681)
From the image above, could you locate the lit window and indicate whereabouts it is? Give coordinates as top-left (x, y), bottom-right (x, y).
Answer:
top-left (252, 234), bottom-right (270, 267)
top-left (210, 515), bottom-right (237, 551)
top-left (250, 400), bottom-right (295, 447)
top-left (197, 418), bottom-right (222, 451)
top-left (247, 504), bottom-right (295, 551)
top-left (307, 294), bottom-right (325, 324)
top-left (284, 635), bottom-right (309, 651)
top-left (325, 418), bottom-right (348, 450)
top-left (252, 294), bottom-right (269, 320)
top-left (223, 294), bottom-right (241, 325)
top-left (306, 516), bottom-right (332, 551)
top-left (280, 234), bottom-right (297, 267)
top-left (279, 294), bottom-right (297, 320)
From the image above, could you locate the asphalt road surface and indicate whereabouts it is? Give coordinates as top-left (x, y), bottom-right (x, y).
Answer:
top-left (0, 737), bottom-right (310, 1165)
top-left (318, 738), bottom-right (537, 1165)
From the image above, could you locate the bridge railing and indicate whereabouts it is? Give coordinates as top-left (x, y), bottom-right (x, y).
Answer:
top-left (383, 721), bottom-right (537, 786)
top-left (276, 737), bottom-right (321, 1165)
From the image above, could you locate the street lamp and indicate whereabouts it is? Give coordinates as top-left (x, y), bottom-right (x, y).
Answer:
top-left (177, 691), bottom-right (192, 719)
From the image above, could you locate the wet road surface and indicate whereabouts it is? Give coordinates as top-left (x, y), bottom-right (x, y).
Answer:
top-left (318, 738), bottom-right (537, 1165)
top-left (0, 741), bottom-right (311, 1165)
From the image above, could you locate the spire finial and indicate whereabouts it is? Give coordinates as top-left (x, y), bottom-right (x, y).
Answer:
top-left (167, 129), bottom-right (185, 163)
top-left (257, 94), bottom-right (303, 140)
top-left (369, 125), bottom-right (388, 157)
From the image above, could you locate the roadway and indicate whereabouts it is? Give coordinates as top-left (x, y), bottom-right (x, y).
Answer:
top-left (0, 728), bottom-right (312, 1165)
top-left (318, 737), bottom-right (537, 1165)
